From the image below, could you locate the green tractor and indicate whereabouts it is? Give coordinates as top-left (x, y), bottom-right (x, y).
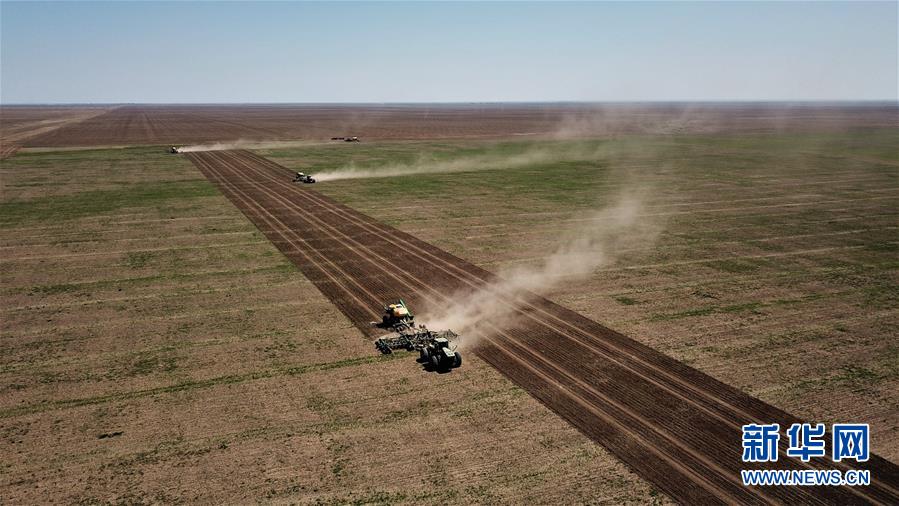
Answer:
top-left (419, 337), bottom-right (462, 371)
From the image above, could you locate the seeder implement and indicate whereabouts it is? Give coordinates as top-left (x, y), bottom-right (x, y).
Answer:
top-left (373, 300), bottom-right (462, 371)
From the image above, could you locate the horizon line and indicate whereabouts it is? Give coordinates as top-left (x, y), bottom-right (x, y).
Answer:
top-left (3, 100), bottom-right (898, 107)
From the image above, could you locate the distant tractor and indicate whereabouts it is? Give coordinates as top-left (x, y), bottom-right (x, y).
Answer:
top-left (169, 146), bottom-right (181, 154)
top-left (293, 172), bottom-right (315, 184)
top-left (419, 337), bottom-right (462, 371)
top-left (330, 136), bottom-right (360, 142)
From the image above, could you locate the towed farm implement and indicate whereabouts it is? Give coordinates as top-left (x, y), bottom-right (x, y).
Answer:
top-left (374, 300), bottom-right (462, 371)
top-left (293, 172), bottom-right (316, 184)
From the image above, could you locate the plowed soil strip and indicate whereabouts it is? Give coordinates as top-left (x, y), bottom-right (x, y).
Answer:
top-left (187, 149), bottom-right (899, 504)
top-left (0, 144), bottom-right (20, 160)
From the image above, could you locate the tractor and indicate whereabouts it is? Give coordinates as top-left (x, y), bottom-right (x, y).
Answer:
top-left (293, 172), bottom-right (316, 184)
top-left (169, 146), bottom-right (181, 154)
top-left (419, 337), bottom-right (462, 371)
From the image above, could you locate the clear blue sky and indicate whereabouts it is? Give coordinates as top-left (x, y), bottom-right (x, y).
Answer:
top-left (1, 1), bottom-right (896, 103)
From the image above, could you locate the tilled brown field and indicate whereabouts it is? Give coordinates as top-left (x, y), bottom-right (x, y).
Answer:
top-left (1, 106), bottom-right (112, 159)
top-left (0, 144), bottom-right (20, 160)
top-left (0, 106), bottom-right (111, 152)
top-left (23, 103), bottom-right (899, 147)
top-left (187, 149), bottom-right (899, 504)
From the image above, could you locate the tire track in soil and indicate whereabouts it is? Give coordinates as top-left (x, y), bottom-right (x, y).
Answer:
top-left (187, 149), bottom-right (899, 505)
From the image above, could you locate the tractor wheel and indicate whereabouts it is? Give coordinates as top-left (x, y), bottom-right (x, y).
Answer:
top-left (453, 352), bottom-right (462, 368)
top-left (430, 354), bottom-right (440, 370)
top-left (420, 348), bottom-right (431, 362)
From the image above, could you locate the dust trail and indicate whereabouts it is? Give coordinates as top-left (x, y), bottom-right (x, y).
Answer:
top-left (413, 103), bottom-right (865, 348)
top-left (314, 144), bottom-right (607, 182)
top-left (391, 116), bottom-right (665, 346)
top-left (177, 139), bottom-right (326, 152)
top-left (421, 186), bottom-right (661, 349)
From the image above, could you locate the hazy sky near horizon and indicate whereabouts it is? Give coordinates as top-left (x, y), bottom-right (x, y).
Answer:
top-left (1, 1), bottom-right (896, 103)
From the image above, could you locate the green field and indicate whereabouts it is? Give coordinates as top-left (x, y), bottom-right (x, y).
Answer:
top-left (261, 130), bottom-right (899, 431)
top-left (1, 131), bottom-right (896, 503)
top-left (1, 143), bottom-right (664, 504)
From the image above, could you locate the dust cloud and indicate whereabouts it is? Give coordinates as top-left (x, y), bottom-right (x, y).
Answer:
top-left (422, 185), bottom-right (661, 350)
top-left (314, 143), bottom-right (610, 182)
top-left (178, 140), bottom-right (325, 152)
top-left (394, 117), bottom-right (667, 348)
top-left (413, 104), bottom-right (871, 348)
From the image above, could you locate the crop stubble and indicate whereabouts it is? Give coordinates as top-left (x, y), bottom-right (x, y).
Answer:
top-left (186, 149), bottom-right (899, 504)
